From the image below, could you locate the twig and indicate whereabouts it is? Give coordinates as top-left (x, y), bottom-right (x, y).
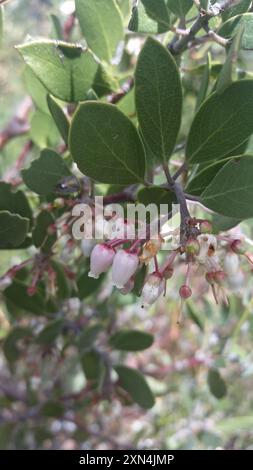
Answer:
top-left (108, 77), bottom-right (134, 105)
top-left (0, 97), bottom-right (32, 150)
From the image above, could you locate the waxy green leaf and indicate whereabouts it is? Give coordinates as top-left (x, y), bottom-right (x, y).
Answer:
top-left (75, 0), bottom-right (124, 62)
top-left (201, 156), bottom-right (253, 219)
top-left (114, 365), bottom-right (155, 409)
top-left (17, 40), bottom-right (98, 102)
top-left (22, 149), bottom-right (71, 195)
top-left (69, 102), bottom-right (146, 184)
top-left (135, 38), bottom-right (182, 162)
top-left (186, 81), bottom-right (253, 164)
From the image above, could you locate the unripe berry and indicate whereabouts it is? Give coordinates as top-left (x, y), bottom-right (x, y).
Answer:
top-left (112, 250), bottom-right (139, 288)
top-left (185, 238), bottom-right (200, 256)
top-left (231, 239), bottom-right (246, 255)
top-left (199, 220), bottom-right (212, 234)
top-left (179, 285), bottom-right (192, 299)
top-left (223, 252), bottom-right (239, 276)
top-left (88, 243), bottom-right (115, 279)
top-left (141, 272), bottom-right (165, 306)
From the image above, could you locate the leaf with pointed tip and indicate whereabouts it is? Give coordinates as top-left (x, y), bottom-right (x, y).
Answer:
top-left (186, 81), bottom-right (253, 164)
top-left (0, 211), bottom-right (29, 249)
top-left (69, 102), bottom-right (146, 184)
top-left (17, 40), bottom-right (98, 102)
top-left (135, 38), bottom-right (182, 163)
top-left (201, 156), bottom-right (253, 219)
top-left (22, 149), bottom-right (71, 195)
top-left (75, 0), bottom-right (124, 62)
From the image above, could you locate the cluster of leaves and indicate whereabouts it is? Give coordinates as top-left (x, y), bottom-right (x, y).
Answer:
top-left (1, 0), bottom-right (253, 449)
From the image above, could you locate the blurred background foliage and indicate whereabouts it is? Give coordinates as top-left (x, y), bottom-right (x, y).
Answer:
top-left (0, 0), bottom-right (253, 451)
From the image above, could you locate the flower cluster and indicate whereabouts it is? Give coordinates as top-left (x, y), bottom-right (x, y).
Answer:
top-left (83, 216), bottom-right (253, 317)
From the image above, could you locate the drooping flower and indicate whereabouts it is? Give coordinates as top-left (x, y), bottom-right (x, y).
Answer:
top-left (112, 250), bottom-right (139, 288)
top-left (141, 272), bottom-right (165, 306)
top-left (88, 243), bottom-right (115, 279)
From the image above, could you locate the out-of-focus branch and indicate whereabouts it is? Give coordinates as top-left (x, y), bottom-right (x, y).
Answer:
top-left (0, 97), bottom-right (32, 151)
top-left (108, 77), bottom-right (134, 105)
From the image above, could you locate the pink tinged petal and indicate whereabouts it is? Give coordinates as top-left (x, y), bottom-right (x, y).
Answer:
top-left (88, 243), bottom-right (115, 279)
top-left (112, 250), bottom-right (139, 288)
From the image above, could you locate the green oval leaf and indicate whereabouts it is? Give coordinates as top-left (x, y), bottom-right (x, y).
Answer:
top-left (208, 368), bottom-right (227, 399)
top-left (22, 149), bottom-right (71, 195)
top-left (128, 1), bottom-right (168, 34)
top-left (114, 365), bottom-right (155, 409)
top-left (201, 156), bottom-right (253, 219)
top-left (135, 37), bottom-right (182, 163)
top-left (0, 211), bottom-right (29, 249)
top-left (69, 102), bottom-right (146, 184)
top-left (16, 40), bottom-right (98, 102)
top-left (75, 0), bottom-right (124, 62)
top-left (109, 330), bottom-right (154, 351)
top-left (186, 81), bottom-right (253, 164)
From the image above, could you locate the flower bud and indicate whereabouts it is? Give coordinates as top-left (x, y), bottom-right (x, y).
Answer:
top-left (231, 239), bottom-right (246, 255)
top-left (112, 250), bottom-right (139, 288)
top-left (179, 285), bottom-right (192, 299)
top-left (88, 243), bottom-right (115, 279)
top-left (81, 239), bottom-right (96, 257)
top-left (141, 272), bottom-right (165, 306)
top-left (185, 238), bottom-right (200, 256)
top-left (199, 220), bottom-right (212, 234)
top-left (223, 252), bottom-right (239, 276)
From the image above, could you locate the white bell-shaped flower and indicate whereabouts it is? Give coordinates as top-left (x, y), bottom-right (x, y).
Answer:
top-left (111, 250), bottom-right (139, 288)
top-left (88, 243), bottom-right (115, 279)
top-left (141, 272), bottom-right (165, 306)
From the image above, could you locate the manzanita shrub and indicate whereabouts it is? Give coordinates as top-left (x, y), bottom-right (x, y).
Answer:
top-left (1, 0), bottom-right (253, 449)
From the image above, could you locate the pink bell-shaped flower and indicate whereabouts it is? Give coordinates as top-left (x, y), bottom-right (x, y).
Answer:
top-left (141, 272), bottom-right (165, 306)
top-left (88, 243), bottom-right (115, 279)
top-left (111, 250), bottom-right (139, 288)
